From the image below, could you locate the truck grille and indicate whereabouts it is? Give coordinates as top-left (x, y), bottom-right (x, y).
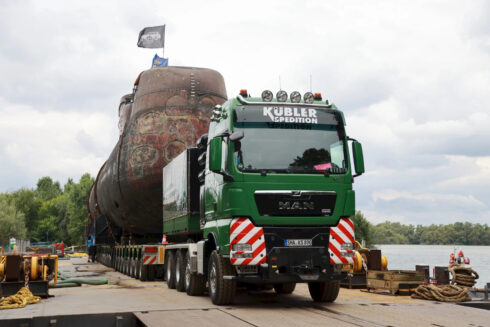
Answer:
top-left (254, 190), bottom-right (336, 217)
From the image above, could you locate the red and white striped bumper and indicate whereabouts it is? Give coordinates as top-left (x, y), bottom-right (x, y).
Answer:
top-left (229, 218), bottom-right (267, 266)
top-left (329, 218), bottom-right (355, 264)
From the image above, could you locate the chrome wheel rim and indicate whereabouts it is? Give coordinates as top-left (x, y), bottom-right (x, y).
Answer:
top-left (166, 261), bottom-right (171, 281)
top-left (175, 258), bottom-right (181, 282)
top-left (210, 262), bottom-right (217, 294)
top-left (185, 261), bottom-right (191, 288)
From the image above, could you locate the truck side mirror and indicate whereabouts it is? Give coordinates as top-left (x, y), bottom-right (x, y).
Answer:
top-left (352, 141), bottom-right (365, 176)
top-left (209, 137), bottom-right (222, 172)
top-left (229, 130), bottom-right (244, 141)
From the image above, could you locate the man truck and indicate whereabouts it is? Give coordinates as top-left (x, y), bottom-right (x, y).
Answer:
top-left (90, 67), bottom-right (364, 305)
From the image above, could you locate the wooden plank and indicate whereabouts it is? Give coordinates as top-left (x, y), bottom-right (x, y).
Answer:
top-left (135, 309), bottom-right (253, 327)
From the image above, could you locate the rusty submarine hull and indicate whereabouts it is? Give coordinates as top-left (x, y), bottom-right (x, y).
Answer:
top-left (88, 66), bottom-right (227, 241)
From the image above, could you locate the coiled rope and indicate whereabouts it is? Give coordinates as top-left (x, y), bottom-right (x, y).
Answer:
top-left (412, 264), bottom-right (478, 302)
top-left (412, 284), bottom-right (471, 302)
top-left (0, 287), bottom-right (40, 310)
top-left (449, 264), bottom-right (479, 287)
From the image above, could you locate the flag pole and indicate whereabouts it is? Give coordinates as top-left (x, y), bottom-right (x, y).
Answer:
top-left (162, 25), bottom-right (165, 62)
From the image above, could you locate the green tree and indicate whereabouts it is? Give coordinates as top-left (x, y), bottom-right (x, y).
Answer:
top-left (350, 211), bottom-right (373, 246)
top-left (11, 189), bottom-right (42, 241)
top-left (66, 173), bottom-right (94, 245)
top-left (36, 176), bottom-right (62, 201)
top-left (36, 196), bottom-right (63, 242)
top-left (372, 222), bottom-right (408, 244)
top-left (0, 194), bottom-right (27, 244)
top-left (54, 193), bottom-right (71, 244)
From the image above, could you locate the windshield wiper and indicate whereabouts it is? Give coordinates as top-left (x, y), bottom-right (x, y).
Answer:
top-left (287, 168), bottom-right (347, 176)
top-left (241, 168), bottom-right (291, 175)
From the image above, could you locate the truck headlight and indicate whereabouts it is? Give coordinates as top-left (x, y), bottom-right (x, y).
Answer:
top-left (232, 244), bottom-right (252, 252)
top-left (341, 242), bottom-right (354, 250)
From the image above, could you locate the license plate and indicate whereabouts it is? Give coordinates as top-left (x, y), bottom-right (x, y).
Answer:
top-left (285, 239), bottom-right (312, 247)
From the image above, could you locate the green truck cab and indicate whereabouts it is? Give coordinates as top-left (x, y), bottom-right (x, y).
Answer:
top-left (162, 90), bottom-right (365, 305)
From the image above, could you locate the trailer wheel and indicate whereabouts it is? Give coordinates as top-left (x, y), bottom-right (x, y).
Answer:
top-left (274, 282), bottom-right (296, 294)
top-left (175, 251), bottom-right (186, 292)
top-left (208, 250), bottom-right (236, 305)
top-left (185, 251), bottom-right (205, 296)
top-left (129, 259), bottom-right (134, 277)
top-left (165, 251), bottom-right (176, 289)
top-left (308, 281), bottom-right (340, 302)
top-left (123, 258), bottom-right (128, 275)
top-left (133, 260), bottom-right (138, 278)
top-left (136, 260), bottom-right (141, 280)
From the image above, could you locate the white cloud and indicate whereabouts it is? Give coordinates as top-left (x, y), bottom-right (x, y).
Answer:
top-left (0, 0), bottom-right (489, 226)
top-left (0, 97), bottom-right (117, 190)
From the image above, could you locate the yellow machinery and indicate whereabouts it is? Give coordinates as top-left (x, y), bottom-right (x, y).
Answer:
top-left (347, 240), bottom-right (388, 273)
top-left (0, 247), bottom-right (58, 298)
top-left (341, 240), bottom-right (388, 289)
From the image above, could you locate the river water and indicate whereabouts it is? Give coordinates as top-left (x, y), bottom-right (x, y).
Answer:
top-left (375, 244), bottom-right (490, 288)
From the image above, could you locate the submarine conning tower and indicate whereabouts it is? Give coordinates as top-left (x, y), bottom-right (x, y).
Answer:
top-left (88, 66), bottom-right (227, 241)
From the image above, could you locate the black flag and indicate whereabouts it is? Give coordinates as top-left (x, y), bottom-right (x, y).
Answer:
top-left (137, 25), bottom-right (165, 49)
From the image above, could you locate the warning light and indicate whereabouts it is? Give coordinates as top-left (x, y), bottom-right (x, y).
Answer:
top-left (240, 89), bottom-right (248, 97)
top-left (314, 93), bottom-right (322, 101)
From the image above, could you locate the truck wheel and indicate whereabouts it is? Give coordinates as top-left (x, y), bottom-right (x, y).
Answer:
top-left (274, 282), bottom-right (296, 294)
top-left (185, 251), bottom-right (205, 296)
top-left (166, 251), bottom-right (176, 289)
top-left (208, 250), bottom-right (236, 305)
top-left (130, 260), bottom-right (136, 278)
top-left (123, 258), bottom-right (128, 275)
top-left (175, 251), bottom-right (186, 292)
top-left (136, 261), bottom-right (141, 280)
top-left (308, 281), bottom-right (340, 302)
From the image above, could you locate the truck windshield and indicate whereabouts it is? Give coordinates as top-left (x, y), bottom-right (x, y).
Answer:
top-left (233, 122), bottom-right (347, 174)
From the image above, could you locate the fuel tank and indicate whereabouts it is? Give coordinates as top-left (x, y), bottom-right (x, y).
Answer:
top-left (88, 67), bottom-right (227, 237)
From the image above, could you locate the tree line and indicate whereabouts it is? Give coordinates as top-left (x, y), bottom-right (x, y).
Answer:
top-left (352, 211), bottom-right (490, 246)
top-left (2, 178), bottom-right (489, 247)
top-left (0, 174), bottom-right (94, 246)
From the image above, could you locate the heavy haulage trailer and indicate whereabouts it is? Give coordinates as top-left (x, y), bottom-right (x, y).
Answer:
top-left (89, 67), bottom-right (365, 305)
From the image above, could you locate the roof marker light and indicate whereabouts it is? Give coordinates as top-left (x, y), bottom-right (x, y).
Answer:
top-left (276, 90), bottom-right (288, 102)
top-left (290, 91), bottom-right (301, 103)
top-left (303, 92), bottom-right (314, 104)
top-left (261, 90), bottom-right (273, 102)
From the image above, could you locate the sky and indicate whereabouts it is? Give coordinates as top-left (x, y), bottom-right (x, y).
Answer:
top-left (0, 0), bottom-right (489, 226)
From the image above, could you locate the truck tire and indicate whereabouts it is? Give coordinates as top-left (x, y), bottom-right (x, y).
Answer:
top-left (136, 260), bottom-right (141, 280)
top-left (123, 258), bottom-right (128, 275)
top-left (274, 282), bottom-right (296, 294)
top-left (166, 251), bottom-right (176, 289)
top-left (175, 251), bottom-right (186, 292)
top-left (185, 251), bottom-right (205, 296)
top-left (208, 250), bottom-right (236, 305)
top-left (308, 281), bottom-right (340, 302)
